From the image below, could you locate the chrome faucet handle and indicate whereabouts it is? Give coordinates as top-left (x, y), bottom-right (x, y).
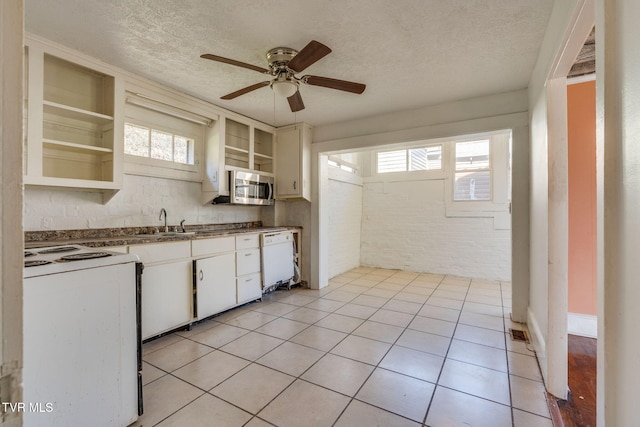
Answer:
top-left (180, 219), bottom-right (186, 233)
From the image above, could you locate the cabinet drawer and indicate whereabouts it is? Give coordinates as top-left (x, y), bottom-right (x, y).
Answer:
top-left (235, 233), bottom-right (259, 250)
top-left (129, 241), bottom-right (191, 264)
top-left (192, 236), bottom-right (235, 257)
top-left (237, 273), bottom-right (262, 303)
top-left (236, 248), bottom-right (261, 276)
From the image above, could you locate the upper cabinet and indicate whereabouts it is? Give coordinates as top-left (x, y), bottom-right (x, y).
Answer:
top-left (224, 118), bottom-right (274, 173)
top-left (201, 116), bottom-right (275, 204)
top-left (24, 36), bottom-right (124, 202)
top-left (276, 123), bottom-right (312, 201)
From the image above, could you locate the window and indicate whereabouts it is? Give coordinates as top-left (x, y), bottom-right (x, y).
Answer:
top-left (124, 124), bottom-right (195, 165)
top-left (453, 139), bottom-right (491, 200)
top-left (328, 158), bottom-right (357, 174)
top-left (377, 145), bottom-right (442, 173)
top-left (123, 92), bottom-right (210, 181)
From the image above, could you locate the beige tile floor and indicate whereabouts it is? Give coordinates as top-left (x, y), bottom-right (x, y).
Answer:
top-left (133, 267), bottom-right (552, 427)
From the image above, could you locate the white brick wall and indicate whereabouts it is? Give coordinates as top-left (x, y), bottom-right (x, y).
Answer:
top-left (327, 174), bottom-right (363, 277)
top-left (360, 179), bottom-right (511, 281)
top-left (24, 174), bottom-right (261, 231)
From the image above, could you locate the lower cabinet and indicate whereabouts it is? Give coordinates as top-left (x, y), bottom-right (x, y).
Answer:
top-left (140, 260), bottom-right (192, 340)
top-left (236, 234), bottom-right (262, 304)
top-left (237, 273), bottom-right (262, 304)
top-left (193, 252), bottom-right (236, 320)
top-left (131, 233), bottom-right (265, 340)
top-left (129, 241), bottom-right (192, 340)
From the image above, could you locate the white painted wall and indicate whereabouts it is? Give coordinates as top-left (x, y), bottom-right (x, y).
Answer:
top-left (1, 1), bottom-right (24, 425)
top-left (527, 0), bottom-right (587, 398)
top-left (311, 90), bottom-right (529, 318)
top-left (24, 174), bottom-right (263, 231)
top-left (327, 168), bottom-right (363, 278)
top-left (360, 179), bottom-right (510, 281)
top-left (597, 0), bottom-right (640, 424)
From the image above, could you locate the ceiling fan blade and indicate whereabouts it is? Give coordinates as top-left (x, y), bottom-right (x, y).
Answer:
top-left (287, 40), bottom-right (332, 73)
top-left (201, 54), bottom-right (269, 74)
top-left (304, 75), bottom-right (366, 94)
top-left (287, 91), bottom-right (305, 112)
top-left (221, 81), bottom-right (270, 100)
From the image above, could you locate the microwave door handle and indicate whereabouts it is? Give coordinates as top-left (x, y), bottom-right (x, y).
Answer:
top-left (267, 182), bottom-right (273, 201)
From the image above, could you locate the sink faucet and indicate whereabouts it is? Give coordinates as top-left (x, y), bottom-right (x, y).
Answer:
top-left (159, 208), bottom-right (168, 233)
top-left (180, 219), bottom-right (186, 233)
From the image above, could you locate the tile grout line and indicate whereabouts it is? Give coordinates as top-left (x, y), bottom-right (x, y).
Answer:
top-left (140, 268), bottom-right (534, 426)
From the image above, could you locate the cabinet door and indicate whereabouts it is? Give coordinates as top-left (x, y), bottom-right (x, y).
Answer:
top-left (195, 252), bottom-right (236, 319)
top-left (236, 248), bottom-right (261, 276)
top-left (275, 127), bottom-right (301, 197)
top-left (141, 260), bottom-right (192, 340)
top-left (237, 273), bottom-right (262, 304)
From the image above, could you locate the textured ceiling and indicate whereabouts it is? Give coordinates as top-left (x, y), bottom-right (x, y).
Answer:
top-left (25, 0), bottom-right (553, 128)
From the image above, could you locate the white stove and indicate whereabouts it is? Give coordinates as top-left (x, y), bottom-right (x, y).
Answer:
top-left (24, 244), bottom-right (139, 277)
top-left (23, 244), bottom-right (143, 426)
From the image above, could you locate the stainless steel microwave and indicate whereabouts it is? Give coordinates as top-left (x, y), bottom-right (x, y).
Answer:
top-left (213, 170), bottom-right (274, 205)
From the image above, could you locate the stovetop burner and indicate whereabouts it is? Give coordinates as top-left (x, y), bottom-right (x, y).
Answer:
top-left (38, 246), bottom-right (79, 254)
top-left (24, 251), bottom-right (36, 257)
top-left (58, 252), bottom-right (112, 262)
top-left (25, 260), bottom-right (53, 267)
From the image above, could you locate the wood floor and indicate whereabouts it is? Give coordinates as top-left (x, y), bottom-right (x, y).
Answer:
top-left (551, 335), bottom-right (597, 427)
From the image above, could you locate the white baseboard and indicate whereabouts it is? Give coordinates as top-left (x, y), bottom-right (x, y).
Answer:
top-left (527, 307), bottom-right (547, 382)
top-left (567, 312), bottom-right (598, 338)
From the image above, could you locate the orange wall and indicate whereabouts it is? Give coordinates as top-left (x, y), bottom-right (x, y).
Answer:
top-left (567, 80), bottom-right (597, 315)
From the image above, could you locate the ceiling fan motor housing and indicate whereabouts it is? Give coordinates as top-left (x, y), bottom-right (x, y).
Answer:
top-left (266, 47), bottom-right (298, 74)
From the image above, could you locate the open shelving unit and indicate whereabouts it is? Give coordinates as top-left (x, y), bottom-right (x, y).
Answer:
top-left (25, 38), bottom-right (123, 202)
top-left (223, 118), bottom-right (274, 174)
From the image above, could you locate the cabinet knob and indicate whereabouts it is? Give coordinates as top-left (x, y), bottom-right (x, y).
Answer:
top-left (199, 270), bottom-right (204, 280)
top-left (293, 180), bottom-right (297, 190)
top-left (245, 253), bottom-right (252, 257)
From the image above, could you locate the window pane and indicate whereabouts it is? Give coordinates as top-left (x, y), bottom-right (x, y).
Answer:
top-left (173, 136), bottom-right (190, 164)
top-left (409, 146), bottom-right (441, 171)
top-left (124, 124), bottom-right (150, 157)
top-left (377, 150), bottom-right (406, 173)
top-left (454, 171), bottom-right (491, 200)
top-left (150, 130), bottom-right (173, 161)
top-left (455, 140), bottom-right (490, 170)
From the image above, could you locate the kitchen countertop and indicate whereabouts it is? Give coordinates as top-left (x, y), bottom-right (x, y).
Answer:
top-left (25, 222), bottom-right (297, 249)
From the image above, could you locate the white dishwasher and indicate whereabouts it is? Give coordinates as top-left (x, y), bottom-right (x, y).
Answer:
top-left (261, 231), bottom-right (295, 292)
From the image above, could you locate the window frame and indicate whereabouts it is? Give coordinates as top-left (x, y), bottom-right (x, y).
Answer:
top-left (374, 143), bottom-right (444, 176)
top-left (124, 121), bottom-right (198, 171)
top-left (452, 139), bottom-right (492, 202)
top-left (122, 90), bottom-right (213, 182)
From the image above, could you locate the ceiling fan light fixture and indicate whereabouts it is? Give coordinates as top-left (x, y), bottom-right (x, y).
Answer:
top-left (271, 79), bottom-right (298, 98)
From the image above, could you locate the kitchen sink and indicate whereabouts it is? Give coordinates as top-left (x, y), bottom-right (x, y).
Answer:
top-left (134, 231), bottom-right (195, 238)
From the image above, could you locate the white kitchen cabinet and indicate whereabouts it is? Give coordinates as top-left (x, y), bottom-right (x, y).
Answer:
top-left (237, 273), bottom-right (262, 303)
top-left (236, 248), bottom-right (261, 276)
top-left (275, 123), bottom-right (312, 201)
top-left (201, 116), bottom-right (275, 204)
top-left (129, 241), bottom-right (192, 339)
top-left (194, 252), bottom-right (236, 319)
top-left (24, 35), bottom-right (124, 202)
top-left (224, 118), bottom-right (274, 173)
top-left (192, 235), bottom-right (238, 319)
top-left (139, 260), bottom-right (192, 339)
top-left (235, 233), bottom-right (262, 304)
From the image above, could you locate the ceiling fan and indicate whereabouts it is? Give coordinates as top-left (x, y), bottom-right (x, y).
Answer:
top-left (200, 40), bottom-right (366, 112)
